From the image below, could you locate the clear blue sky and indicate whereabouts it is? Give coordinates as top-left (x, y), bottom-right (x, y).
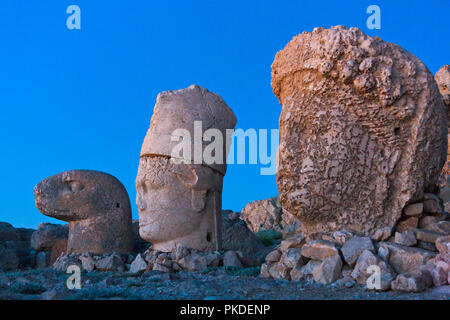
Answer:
top-left (0, 1), bottom-right (448, 228)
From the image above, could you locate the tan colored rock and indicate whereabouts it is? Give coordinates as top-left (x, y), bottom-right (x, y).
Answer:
top-left (391, 270), bottom-right (433, 293)
top-left (265, 250), bottom-right (281, 263)
top-left (280, 248), bottom-right (305, 268)
top-left (419, 216), bottom-right (440, 229)
top-left (312, 255), bottom-right (343, 284)
top-left (129, 254), bottom-right (148, 274)
top-left (260, 263), bottom-right (272, 278)
top-left (379, 242), bottom-right (436, 275)
top-left (0, 222), bottom-right (20, 242)
top-left (136, 85), bottom-right (236, 253)
top-left (435, 65), bottom-right (450, 180)
top-left (95, 254), bottom-right (124, 271)
top-left (341, 236), bottom-right (375, 266)
top-left (268, 262), bottom-right (290, 280)
top-left (396, 217), bottom-right (419, 233)
top-left (301, 240), bottom-right (339, 261)
top-left (351, 250), bottom-right (395, 291)
top-left (0, 245), bottom-right (19, 271)
top-left (425, 221), bottom-right (450, 235)
top-left (403, 203), bottom-right (423, 217)
top-left (241, 197), bottom-right (301, 236)
top-left (414, 228), bottom-right (446, 243)
top-left (436, 65), bottom-right (450, 107)
top-left (79, 254), bottom-right (95, 272)
top-left (34, 170), bottom-right (133, 254)
top-left (221, 211), bottom-right (266, 265)
top-left (223, 251), bottom-right (243, 268)
top-left (423, 193), bottom-right (444, 215)
top-left (30, 223), bottom-right (68, 252)
top-left (272, 26), bottom-right (447, 238)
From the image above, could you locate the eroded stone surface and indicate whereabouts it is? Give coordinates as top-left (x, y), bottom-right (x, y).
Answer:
top-left (271, 26), bottom-right (447, 238)
top-left (34, 170), bottom-right (133, 254)
top-left (136, 85), bottom-right (236, 253)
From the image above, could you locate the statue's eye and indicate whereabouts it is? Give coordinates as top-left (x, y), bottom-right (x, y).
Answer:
top-left (69, 181), bottom-right (84, 192)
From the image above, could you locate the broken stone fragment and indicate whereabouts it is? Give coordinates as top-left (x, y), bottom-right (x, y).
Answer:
top-left (413, 228), bottom-right (446, 243)
top-left (280, 248), bottom-right (305, 269)
top-left (403, 203), bottom-right (424, 217)
top-left (178, 253), bottom-right (209, 272)
top-left (129, 254), bottom-right (148, 274)
top-left (265, 249), bottom-right (281, 263)
top-left (30, 223), bottom-right (68, 252)
top-left (136, 85), bottom-right (237, 253)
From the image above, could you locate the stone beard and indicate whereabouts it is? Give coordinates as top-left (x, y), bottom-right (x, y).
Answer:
top-left (136, 156), bottom-right (224, 252)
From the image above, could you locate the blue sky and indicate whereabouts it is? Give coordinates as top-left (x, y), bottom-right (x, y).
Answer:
top-left (0, 1), bottom-right (448, 228)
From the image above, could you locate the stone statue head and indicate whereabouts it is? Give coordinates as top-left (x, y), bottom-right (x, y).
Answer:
top-left (34, 170), bottom-right (133, 254)
top-left (136, 85), bottom-right (236, 252)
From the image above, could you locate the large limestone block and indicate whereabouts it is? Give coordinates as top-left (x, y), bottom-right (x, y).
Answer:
top-left (136, 85), bottom-right (236, 253)
top-left (34, 170), bottom-right (133, 254)
top-left (271, 26), bottom-right (447, 238)
top-left (435, 65), bottom-right (450, 181)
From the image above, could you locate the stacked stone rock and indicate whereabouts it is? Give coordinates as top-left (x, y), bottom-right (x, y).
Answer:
top-left (272, 26), bottom-right (447, 239)
top-left (240, 197), bottom-right (301, 238)
top-left (34, 170), bottom-right (134, 255)
top-left (260, 192), bottom-right (450, 292)
top-left (52, 247), bottom-right (249, 274)
top-left (31, 223), bottom-right (68, 268)
top-left (136, 85), bottom-right (237, 253)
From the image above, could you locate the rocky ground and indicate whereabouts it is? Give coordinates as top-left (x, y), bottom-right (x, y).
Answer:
top-left (0, 267), bottom-right (449, 300)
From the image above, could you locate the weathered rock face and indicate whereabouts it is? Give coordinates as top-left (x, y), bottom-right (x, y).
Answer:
top-left (241, 197), bottom-right (301, 237)
top-left (136, 85), bottom-right (236, 253)
top-left (435, 65), bottom-right (450, 111)
top-left (34, 170), bottom-right (133, 254)
top-left (221, 211), bottom-right (267, 266)
top-left (272, 26), bottom-right (447, 238)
